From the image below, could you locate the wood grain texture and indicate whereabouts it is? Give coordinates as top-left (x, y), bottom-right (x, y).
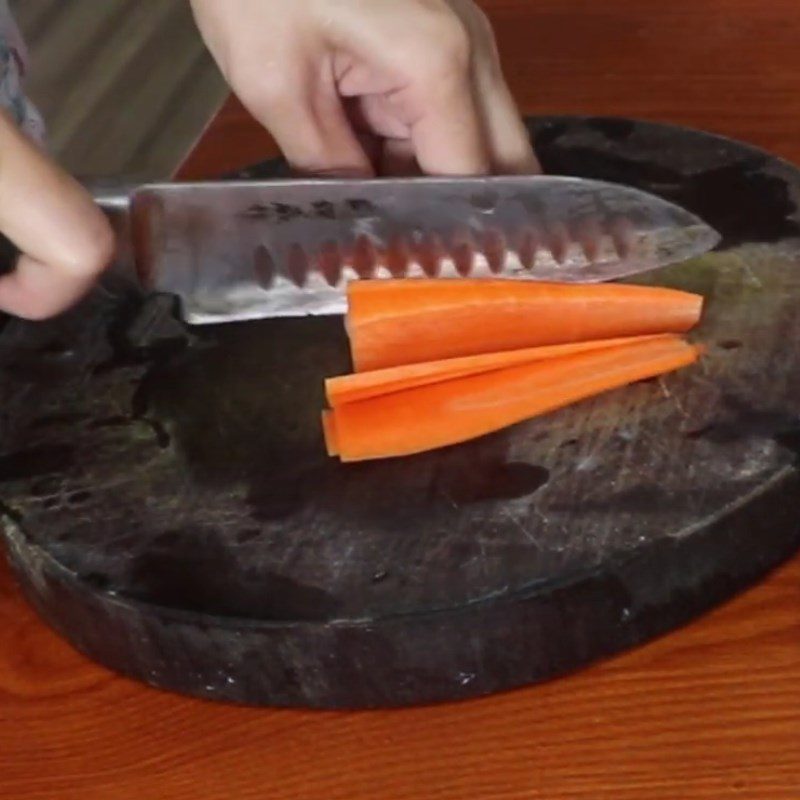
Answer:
top-left (11, 0), bottom-right (227, 179)
top-left (179, 0), bottom-right (800, 178)
top-left (3, 0), bottom-right (800, 796)
top-left (1, 552), bottom-right (799, 799)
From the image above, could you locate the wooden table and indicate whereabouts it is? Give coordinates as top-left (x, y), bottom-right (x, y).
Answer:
top-left (3, 2), bottom-right (799, 797)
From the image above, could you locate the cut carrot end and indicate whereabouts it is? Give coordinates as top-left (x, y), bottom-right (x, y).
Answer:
top-left (321, 410), bottom-right (339, 457)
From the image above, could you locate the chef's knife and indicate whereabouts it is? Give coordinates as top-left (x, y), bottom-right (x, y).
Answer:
top-left (61, 176), bottom-right (724, 324)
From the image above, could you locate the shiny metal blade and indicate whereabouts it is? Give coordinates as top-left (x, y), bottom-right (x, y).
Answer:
top-left (130, 175), bottom-right (720, 325)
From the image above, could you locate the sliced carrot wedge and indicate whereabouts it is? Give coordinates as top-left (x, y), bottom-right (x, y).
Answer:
top-left (347, 279), bottom-right (704, 371)
top-left (327, 336), bottom-right (701, 462)
top-left (326, 334), bottom-right (672, 407)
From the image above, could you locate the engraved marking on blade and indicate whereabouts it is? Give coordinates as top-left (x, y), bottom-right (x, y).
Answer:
top-left (311, 200), bottom-right (336, 219)
top-left (241, 203), bottom-right (271, 220)
top-left (469, 190), bottom-right (499, 213)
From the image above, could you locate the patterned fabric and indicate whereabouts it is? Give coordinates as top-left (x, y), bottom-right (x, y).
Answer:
top-left (0, 0), bottom-right (44, 142)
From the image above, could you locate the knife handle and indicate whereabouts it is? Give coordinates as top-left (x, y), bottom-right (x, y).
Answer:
top-left (0, 233), bottom-right (19, 278)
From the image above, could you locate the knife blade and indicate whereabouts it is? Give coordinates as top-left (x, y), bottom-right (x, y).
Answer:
top-left (99, 175), bottom-right (721, 325)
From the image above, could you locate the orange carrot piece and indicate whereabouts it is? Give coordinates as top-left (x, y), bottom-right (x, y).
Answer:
top-left (347, 279), bottom-right (703, 371)
top-left (321, 410), bottom-right (339, 456)
top-left (325, 334), bottom-right (673, 407)
top-left (327, 336), bottom-right (701, 462)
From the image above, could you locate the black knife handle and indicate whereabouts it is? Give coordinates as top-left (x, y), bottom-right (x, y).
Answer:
top-left (0, 234), bottom-right (20, 333)
top-left (0, 233), bottom-right (20, 277)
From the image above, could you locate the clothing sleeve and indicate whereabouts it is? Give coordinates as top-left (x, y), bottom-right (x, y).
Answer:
top-left (0, 0), bottom-right (45, 144)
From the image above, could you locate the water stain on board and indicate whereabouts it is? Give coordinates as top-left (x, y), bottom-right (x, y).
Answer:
top-left (127, 526), bottom-right (341, 620)
top-left (132, 315), bottom-right (350, 522)
top-left (433, 461), bottom-right (550, 505)
top-left (677, 393), bottom-right (800, 467)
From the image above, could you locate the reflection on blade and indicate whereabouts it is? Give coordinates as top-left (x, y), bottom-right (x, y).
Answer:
top-left (132, 175), bottom-right (721, 324)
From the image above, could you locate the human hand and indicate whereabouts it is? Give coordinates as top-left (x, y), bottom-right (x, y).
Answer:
top-left (190, 0), bottom-right (539, 177)
top-left (0, 111), bottom-right (114, 319)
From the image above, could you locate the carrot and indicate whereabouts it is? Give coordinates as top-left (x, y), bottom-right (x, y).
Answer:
top-left (347, 279), bottom-right (704, 371)
top-left (321, 410), bottom-right (339, 456)
top-left (325, 334), bottom-right (672, 407)
top-left (324, 336), bottom-right (700, 462)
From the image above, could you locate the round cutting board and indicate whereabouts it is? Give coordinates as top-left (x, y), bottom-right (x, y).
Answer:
top-left (1, 117), bottom-right (800, 708)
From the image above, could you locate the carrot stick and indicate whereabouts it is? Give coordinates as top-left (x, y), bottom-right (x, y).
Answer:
top-left (347, 279), bottom-right (703, 371)
top-left (326, 334), bottom-right (672, 407)
top-left (321, 410), bottom-right (339, 456)
top-left (325, 336), bottom-right (701, 462)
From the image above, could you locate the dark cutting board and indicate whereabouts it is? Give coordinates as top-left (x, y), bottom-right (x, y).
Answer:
top-left (1, 117), bottom-right (800, 709)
